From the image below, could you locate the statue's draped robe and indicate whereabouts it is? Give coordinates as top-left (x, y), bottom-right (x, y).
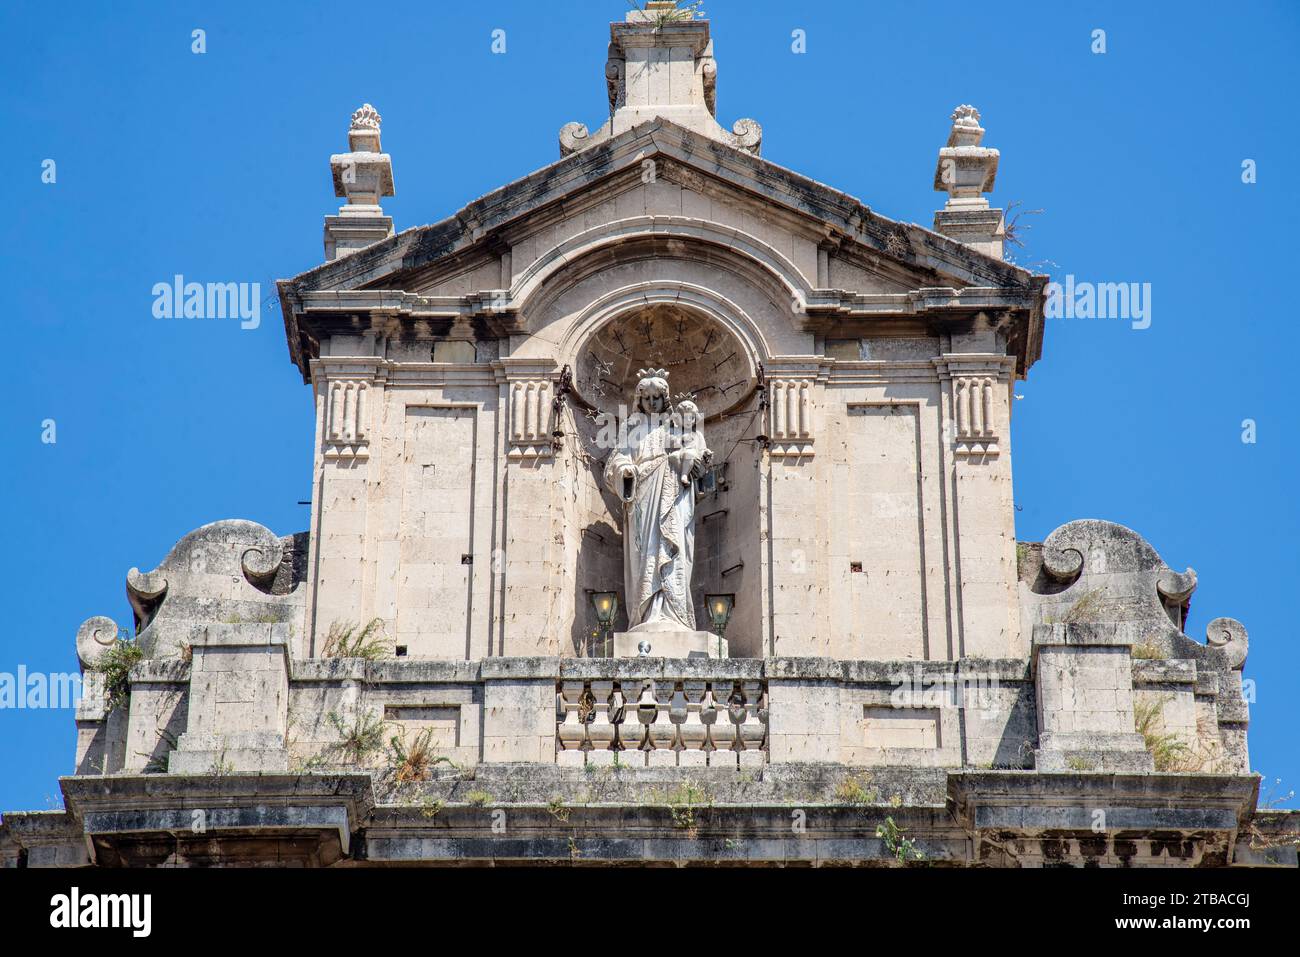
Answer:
top-left (604, 415), bottom-right (705, 630)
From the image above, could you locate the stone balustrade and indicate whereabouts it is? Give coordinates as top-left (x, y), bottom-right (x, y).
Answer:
top-left (556, 676), bottom-right (767, 768)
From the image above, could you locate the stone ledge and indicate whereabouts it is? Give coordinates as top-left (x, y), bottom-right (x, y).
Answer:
top-left (2, 769), bottom-right (1277, 867)
top-left (948, 770), bottom-right (1259, 823)
top-left (1032, 622), bottom-right (1138, 649)
top-left (291, 658), bottom-right (482, 683)
top-left (130, 660), bottom-right (192, 682)
top-left (559, 658), bottom-right (765, 680)
top-left (260, 656), bottom-right (1039, 685)
top-left (197, 622), bottom-right (293, 647)
top-left (1132, 659), bottom-right (1197, 685)
top-left (841, 658), bottom-right (1031, 683)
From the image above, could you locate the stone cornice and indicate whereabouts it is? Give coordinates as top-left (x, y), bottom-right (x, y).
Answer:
top-left (278, 118), bottom-right (1045, 382)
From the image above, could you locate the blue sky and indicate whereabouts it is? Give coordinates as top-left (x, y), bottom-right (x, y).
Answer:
top-left (1, 0), bottom-right (1296, 812)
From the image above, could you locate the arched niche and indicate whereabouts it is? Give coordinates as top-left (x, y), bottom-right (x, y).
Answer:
top-left (562, 296), bottom-right (766, 658)
top-left (573, 302), bottom-right (755, 419)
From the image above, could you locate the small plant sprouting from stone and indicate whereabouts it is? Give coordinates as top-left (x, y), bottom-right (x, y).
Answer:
top-left (1015, 541), bottom-right (1031, 572)
top-left (1130, 640), bottom-right (1164, 660)
top-left (1258, 777), bottom-right (1296, 811)
top-left (876, 816), bottom-right (924, 864)
top-left (547, 796), bottom-right (571, 823)
top-left (322, 618), bottom-right (391, 660)
top-left (1133, 696), bottom-right (1198, 771)
top-left (1048, 588), bottom-right (1106, 625)
top-left (137, 728), bottom-right (179, 774)
top-left (295, 752), bottom-right (327, 773)
top-left (1066, 756), bottom-right (1096, 772)
top-left (327, 710), bottom-right (389, 765)
top-left (142, 753), bottom-right (170, 774)
top-left (835, 772), bottom-right (879, 805)
top-left (465, 790), bottom-right (494, 806)
top-left (663, 779), bottom-right (711, 832)
top-left (1247, 779), bottom-right (1300, 856)
top-left (208, 752), bottom-right (235, 776)
top-left (91, 639), bottom-right (145, 711)
top-left (630, 0), bottom-right (705, 29)
top-left (1001, 200), bottom-right (1043, 252)
top-left (419, 796), bottom-right (445, 819)
top-left (389, 728), bottom-right (455, 783)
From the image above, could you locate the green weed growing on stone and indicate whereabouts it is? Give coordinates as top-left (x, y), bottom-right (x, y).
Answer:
top-left (547, 796), bottom-right (571, 822)
top-left (327, 710), bottom-right (389, 765)
top-left (876, 815), bottom-right (924, 864)
top-left (663, 779), bottom-right (711, 831)
top-left (389, 727), bottom-right (456, 783)
top-left (1131, 640), bottom-right (1164, 660)
top-left (631, 0), bottom-right (705, 29)
top-left (835, 772), bottom-right (879, 805)
top-left (1134, 696), bottom-right (1197, 771)
top-left (322, 618), bottom-right (391, 660)
top-left (1057, 588), bottom-right (1106, 624)
top-left (91, 639), bottom-right (145, 711)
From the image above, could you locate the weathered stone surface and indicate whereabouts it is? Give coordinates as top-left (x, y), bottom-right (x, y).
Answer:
top-left (2, 4), bottom-right (1274, 869)
top-left (1020, 521), bottom-right (1251, 774)
top-left (4, 767), bottom-right (1289, 868)
top-left (124, 519), bottom-right (307, 660)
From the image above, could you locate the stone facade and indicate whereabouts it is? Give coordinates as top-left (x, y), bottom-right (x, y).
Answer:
top-left (2, 5), bottom-right (1294, 868)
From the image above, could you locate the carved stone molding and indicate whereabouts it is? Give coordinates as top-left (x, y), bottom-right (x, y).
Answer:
top-left (121, 520), bottom-right (306, 660)
top-left (934, 355), bottom-right (1011, 462)
top-left (324, 379), bottom-right (371, 460)
top-left (75, 616), bottom-right (122, 672)
top-left (768, 378), bottom-right (814, 458)
top-left (1035, 519), bottom-right (1247, 674)
top-left (508, 378), bottom-right (555, 459)
top-left (952, 374), bottom-right (999, 459)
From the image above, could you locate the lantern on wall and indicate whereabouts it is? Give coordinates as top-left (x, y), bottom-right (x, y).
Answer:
top-left (704, 593), bottom-right (734, 658)
top-left (590, 591), bottom-right (618, 657)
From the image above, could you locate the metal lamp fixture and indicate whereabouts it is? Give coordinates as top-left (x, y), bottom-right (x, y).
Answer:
top-left (590, 591), bottom-right (618, 657)
top-left (704, 593), bottom-right (734, 658)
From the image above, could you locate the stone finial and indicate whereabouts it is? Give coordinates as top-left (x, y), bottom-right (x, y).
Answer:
top-left (948, 104), bottom-right (984, 145)
top-left (628, 1), bottom-right (700, 24)
top-left (934, 103), bottom-right (998, 205)
top-left (932, 103), bottom-right (1003, 258)
top-left (558, 5), bottom-right (761, 158)
top-left (350, 102), bottom-right (382, 132)
top-left (325, 102), bottom-right (396, 261)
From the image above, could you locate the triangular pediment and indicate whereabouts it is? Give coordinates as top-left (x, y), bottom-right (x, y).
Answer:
top-left (279, 118), bottom-right (1045, 378)
top-left (286, 118), bottom-right (1033, 294)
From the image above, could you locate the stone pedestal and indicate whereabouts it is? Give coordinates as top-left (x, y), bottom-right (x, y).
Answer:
top-left (168, 623), bottom-right (291, 774)
top-left (613, 623), bottom-right (726, 659)
top-left (1032, 623), bottom-right (1154, 772)
top-left (933, 207), bottom-right (1004, 259)
top-left (324, 208), bottom-right (394, 260)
